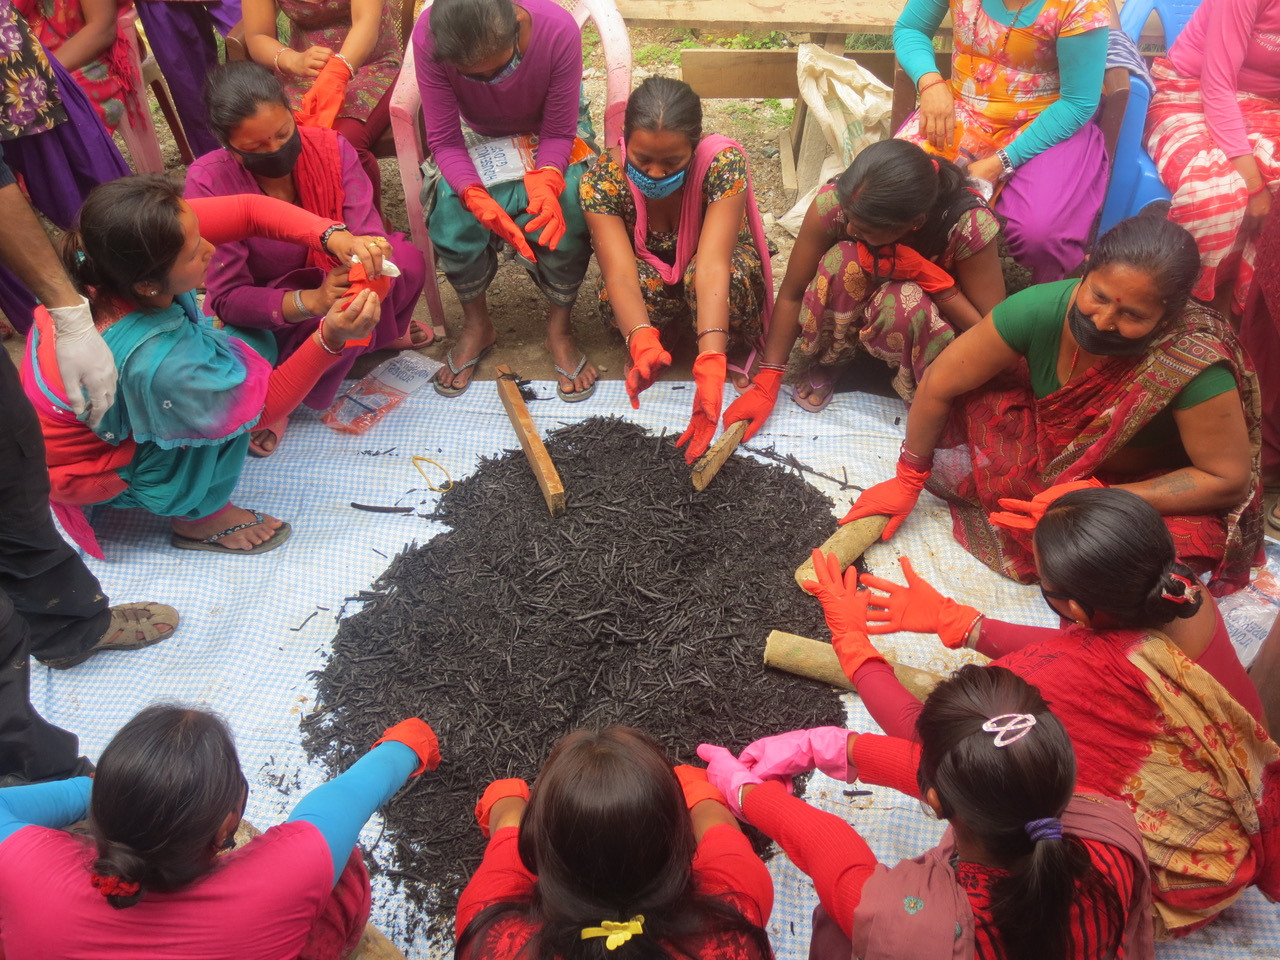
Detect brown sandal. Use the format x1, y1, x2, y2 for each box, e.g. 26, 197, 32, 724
42, 602, 179, 670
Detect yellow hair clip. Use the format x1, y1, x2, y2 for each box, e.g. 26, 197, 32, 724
580, 915, 644, 950
411, 455, 453, 493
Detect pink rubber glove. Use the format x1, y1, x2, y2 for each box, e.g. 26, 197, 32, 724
474, 778, 530, 837
802, 549, 887, 680
625, 326, 671, 409
860, 556, 983, 650
722, 367, 783, 441
738, 727, 852, 785
523, 166, 567, 250
839, 452, 931, 540
370, 718, 441, 776
676, 352, 727, 464
462, 185, 537, 262
696, 743, 763, 818
988, 478, 1105, 531
673, 764, 728, 811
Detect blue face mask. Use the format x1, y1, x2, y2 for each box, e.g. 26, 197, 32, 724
626, 160, 687, 200
463, 26, 522, 84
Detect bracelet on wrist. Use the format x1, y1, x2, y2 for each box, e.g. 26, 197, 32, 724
292, 289, 318, 320
1247, 182, 1269, 197
759, 361, 788, 372
315, 324, 343, 356
273, 46, 288, 72
933, 287, 960, 303
332, 52, 355, 75
696, 327, 729, 340
319, 222, 349, 255
917, 76, 947, 95
624, 322, 655, 348
899, 441, 933, 470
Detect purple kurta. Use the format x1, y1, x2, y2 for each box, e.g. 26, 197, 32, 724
412, 0, 582, 195
183, 138, 426, 409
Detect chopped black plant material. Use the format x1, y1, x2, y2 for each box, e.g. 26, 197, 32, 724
302, 417, 845, 938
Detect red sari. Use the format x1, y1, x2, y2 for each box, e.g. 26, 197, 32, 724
929, 304, 1264, 592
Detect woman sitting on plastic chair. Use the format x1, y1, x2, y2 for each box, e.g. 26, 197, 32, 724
186, 63, 428, 457
580, 78, 774, 462
1145, 0, 1280, 319
14, 0, 138, 133
241, 0, 401, 209
893, 0, 1111, 282
413, 0, 598, 401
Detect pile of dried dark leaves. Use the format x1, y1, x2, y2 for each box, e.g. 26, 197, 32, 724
302, 417, 845, 934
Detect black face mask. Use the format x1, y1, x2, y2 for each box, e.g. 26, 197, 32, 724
233, 127, 302, 179
1067, 298, 1160, 357
1040, 586, 1091, 624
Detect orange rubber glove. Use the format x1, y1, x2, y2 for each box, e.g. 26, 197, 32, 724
523, 166, 567, 251
462, 185, 537, 262
295, 57, 350, 129
988, 477, 1105, 531
722, 367, 782, 441
625, 326, 671, 409
474, 778, 530, 838
855, 242, 955, 294
801, 549, 886, 680
860, 556, 983, 650
338, 260, 393, 347
839, 452, 932, 540
674, 764, 728, 811
371, 718, 441, 776
676, 352, 727, 464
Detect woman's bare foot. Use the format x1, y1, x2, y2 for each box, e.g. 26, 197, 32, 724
437, 299, 497, 392
172, 505, 284, 551
546, 306, 598, 396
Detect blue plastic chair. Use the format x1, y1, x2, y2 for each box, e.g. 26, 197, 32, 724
1097, 0, 1201, 233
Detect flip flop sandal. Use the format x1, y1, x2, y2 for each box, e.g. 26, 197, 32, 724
433, 345, 493, 398
171, 512, 293, 555
248, 417, 288, 458
555, 355, 598, 403
386, 318, 435, 351
789, 364, 840, 414
728, 344, 760, 396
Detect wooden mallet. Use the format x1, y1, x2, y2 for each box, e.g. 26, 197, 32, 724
495, 365, 566, 517
691, 420, 748, 491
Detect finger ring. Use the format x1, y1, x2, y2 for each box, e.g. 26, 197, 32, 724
367, 242, 380, 250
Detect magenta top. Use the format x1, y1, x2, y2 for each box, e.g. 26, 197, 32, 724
184, 139, 384, 327
412, 0, 583, 195
1168, 0, 1280, 157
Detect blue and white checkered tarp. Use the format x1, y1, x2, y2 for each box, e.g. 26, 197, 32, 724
31, 379, 1280, 959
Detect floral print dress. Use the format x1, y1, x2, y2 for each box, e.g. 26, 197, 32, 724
0, 0, 66, 137
277, 0, 400, 120
579, 145, 767, 347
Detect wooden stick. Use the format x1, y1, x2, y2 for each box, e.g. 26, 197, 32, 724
794, 515, 889, 588
495, 366, 567, 517
691, 420, 748, 491
762, 629, 946, 702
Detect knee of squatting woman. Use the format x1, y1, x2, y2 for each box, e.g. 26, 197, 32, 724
723, 137, 1005, 437
580, 76, 775, 463
186, 61, 428, 457
0, 705, 441, 959
455, 725, 775, 960
22, 174, 391, 557
700, 664, 1154, 960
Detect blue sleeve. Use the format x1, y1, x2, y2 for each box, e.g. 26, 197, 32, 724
287, 742, 418, 884
1004, 27, 1109, 166
0, 778, 92, 845
893, 0, 951, 84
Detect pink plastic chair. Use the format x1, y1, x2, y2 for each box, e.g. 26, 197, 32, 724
389, 0, 633, 338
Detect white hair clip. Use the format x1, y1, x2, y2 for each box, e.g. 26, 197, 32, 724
981, 713, 1037, 747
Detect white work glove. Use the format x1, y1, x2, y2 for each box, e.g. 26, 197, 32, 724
49, 296, 117, 429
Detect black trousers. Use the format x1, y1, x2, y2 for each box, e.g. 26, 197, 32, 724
0, 356, 109, 781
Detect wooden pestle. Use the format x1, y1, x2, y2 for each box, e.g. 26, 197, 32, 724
794, 514, 889, 589
763, 629, 945, 702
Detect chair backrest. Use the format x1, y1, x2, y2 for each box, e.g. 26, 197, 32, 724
1117, 0, 1202, 46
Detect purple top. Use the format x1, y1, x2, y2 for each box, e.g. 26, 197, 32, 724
412, 0, 582, 195
184, 138, 384, 327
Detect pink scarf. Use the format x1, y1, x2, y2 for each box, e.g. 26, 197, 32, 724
622, 134, 774, 331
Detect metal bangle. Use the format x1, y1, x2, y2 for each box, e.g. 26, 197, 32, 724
273, 46, 289, 72
696, 327, 729, 340
624, 323, 655, 348
759, 361, 788, 372
332, 52, 355, 75
315, 324, 342, 356
292, 289, 317, 319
